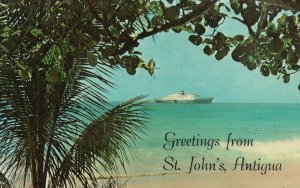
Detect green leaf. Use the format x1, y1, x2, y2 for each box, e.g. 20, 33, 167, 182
215, 48, 229, 61
0, 3, 8, 7
270, 66, 278, 75
241, 7, 260, 27
86, 50, 97, 66
207, 15, 222, 28
194, 24, 206, 35
260, 65, 270, 77
287, 51, 299, 64
230, 0, 241, 14
30, 28, 43, 37
148, 59, 155, 77
166, 0, 174, 4
151, 16, 163, 25
281, 36, 292, 45
164, 6, 180, 20
14, 60, 27, 71
124, 55, 140, 75
247, 63, 256, 70
267, 23, 276, 33
233, 35, 244, 41
172, 27, 182, 33
291, 64, 300, 70
278, 14, 287, 26
203, 45, 213, 55
232, 45, 248, 62
85, 26, 100, 41
283, 74, 290, 83
19, 69, 31, 80
188, 35, 202, 46
148, 59, 155, 70
126, 67, 136, 75
270, 38, 283, 52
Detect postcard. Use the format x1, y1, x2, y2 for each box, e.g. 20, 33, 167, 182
0, 0, 299, 188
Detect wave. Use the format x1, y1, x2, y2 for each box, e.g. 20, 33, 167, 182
219, 138, 300, 161
97, 171, 184, 180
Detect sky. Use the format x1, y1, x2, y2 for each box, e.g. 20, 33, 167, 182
107, 19, 300, 103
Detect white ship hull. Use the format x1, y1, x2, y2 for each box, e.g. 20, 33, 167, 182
155, 97, 213, 104
155, 91, 213, 104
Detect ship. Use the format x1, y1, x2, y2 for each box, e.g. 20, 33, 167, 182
154, 90, 213, 104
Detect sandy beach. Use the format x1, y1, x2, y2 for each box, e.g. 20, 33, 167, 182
125, 164, 300, 188
122, 138, 300, 188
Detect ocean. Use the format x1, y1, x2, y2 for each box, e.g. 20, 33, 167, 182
123, 103, 300, 176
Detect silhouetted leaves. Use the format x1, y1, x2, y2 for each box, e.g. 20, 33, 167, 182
233, 35, 244, 41
189, 35, 202, 46
86, 50, 98, 67
215, 48, 229, 61
203, 45, 213, 55
30, 28, 43, 37
260, 65, 270, 77
194, 24, 206, 35
283, 74, 290, 83
164, 6, 180, 20
232, 45, 248, 62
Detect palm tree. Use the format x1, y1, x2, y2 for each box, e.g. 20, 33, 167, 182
0, 53, 148, 188
0, 51, 148, 188
0, 1, 149, 187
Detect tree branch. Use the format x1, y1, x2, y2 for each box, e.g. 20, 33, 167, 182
137, 0, 217, 40
114, 0, 218, 55
256, 3, 269, 38
231, 16, 255, 36
263, 0, 300, 12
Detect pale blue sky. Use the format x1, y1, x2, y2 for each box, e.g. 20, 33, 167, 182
108, 19, 300, 103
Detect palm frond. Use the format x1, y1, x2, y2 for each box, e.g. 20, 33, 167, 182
0, 60, 33, 185
0, 171, 12, 188
50, 96, 149, 187
38, 47, 121, 186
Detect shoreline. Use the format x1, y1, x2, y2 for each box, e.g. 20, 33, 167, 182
125, 163, 300, 188
120, 138, 300, 188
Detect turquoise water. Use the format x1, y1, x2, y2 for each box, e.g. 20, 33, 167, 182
125, 103, 300, 175
143, 103, 300, 144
